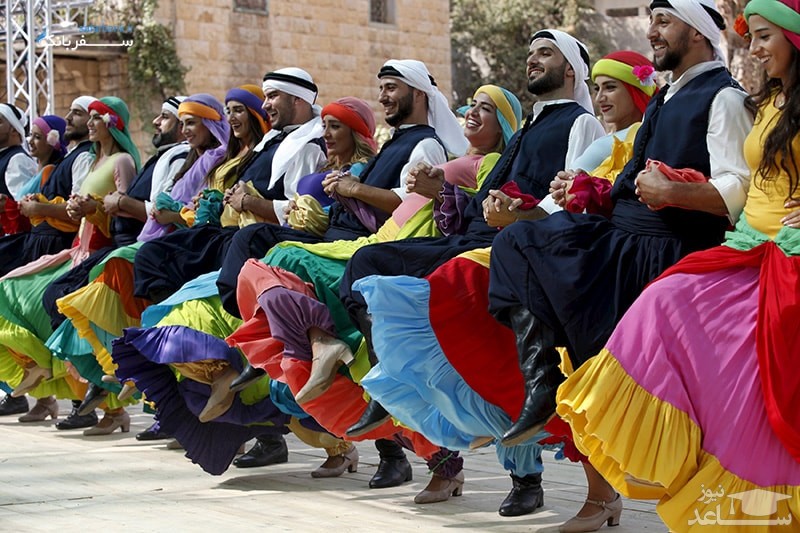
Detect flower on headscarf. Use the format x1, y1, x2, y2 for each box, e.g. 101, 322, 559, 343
632, 65, 657, 87
101, 113, 120, 130
734, 13, 751, 41
46, 129, 61, 147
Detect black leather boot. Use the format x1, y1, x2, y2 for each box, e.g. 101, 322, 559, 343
498, 473, 545, 516
500, 306, 564, 447
353, 308, 379, 366
0, 394, 29, 416
233, 434, 289, 468
346, 399, 391, 437
369, 439, 412, 488
56, 400, 99, 430
229, 363, 266, 393
345, 308, 391, 438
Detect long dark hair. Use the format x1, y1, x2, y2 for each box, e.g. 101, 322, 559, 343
204, 109, 263, 189
44, 147, 63, 167
172, 136, 220, 185
752, 46, 800, 200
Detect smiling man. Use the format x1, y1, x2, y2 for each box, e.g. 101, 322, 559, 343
341, 30, 605, 517
487, 0, 754, 457
206, 60, 463, 474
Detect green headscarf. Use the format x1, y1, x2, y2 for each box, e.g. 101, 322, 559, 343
88, 96, 141, 170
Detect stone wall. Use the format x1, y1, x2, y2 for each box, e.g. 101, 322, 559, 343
158, 0, 452, 117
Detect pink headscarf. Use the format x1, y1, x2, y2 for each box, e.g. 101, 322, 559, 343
322, 97, 377, 151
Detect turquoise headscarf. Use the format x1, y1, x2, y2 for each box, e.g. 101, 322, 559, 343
88, 96, 141, 170
458, 85, 523, 147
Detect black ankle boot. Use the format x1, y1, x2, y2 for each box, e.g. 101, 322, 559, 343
498, 473, 544, 516
56, 400, 99, 430
229, 364, 266, 393
369, 451, 412, 489
346, 400, 391, 437
233, 434, 288, 468
500, 307, 564, 446
0, 394, 29, 416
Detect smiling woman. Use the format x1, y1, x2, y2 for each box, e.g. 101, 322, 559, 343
555, 1, 800, 530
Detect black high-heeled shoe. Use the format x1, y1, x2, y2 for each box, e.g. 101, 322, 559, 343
346, 400, 391, 437
229, 364, 266, 393
77, 383, 108, 416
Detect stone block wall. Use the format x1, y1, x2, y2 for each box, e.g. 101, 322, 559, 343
158, 0, 452, 119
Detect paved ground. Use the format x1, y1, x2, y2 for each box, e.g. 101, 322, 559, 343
0, 397, 667, 532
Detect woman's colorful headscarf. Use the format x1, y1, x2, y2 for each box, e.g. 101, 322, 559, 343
321, 97, 378, 151
138, 93, 229, 242
88, 97, 141, 170
592, 51, 658, 115
463, 85, 523, 147
178, 93, 231, 152
32, 115, 67, 158
744, 0, 800, 50
225, 84, 270, 134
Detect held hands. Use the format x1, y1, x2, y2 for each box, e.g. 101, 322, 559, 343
322, 170, 359, 199
66, 194, 97, 221
550, 170, 577, 208
634, 162, 672, 210
483, 189, 524, 228
103, 191, 124, 216
284, 198, 299, 218
782, 199, 800, 228
19, 195, 40, 217
150, 206, 181, 225
407, 161, 445, 201
224, 181, 248, 212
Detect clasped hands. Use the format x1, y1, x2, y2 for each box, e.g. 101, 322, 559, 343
321, 170, 360, 199
223, 181, 248, 213
406, 161, 445, 201
482, 189, 524, 228
66, 194, 98, 221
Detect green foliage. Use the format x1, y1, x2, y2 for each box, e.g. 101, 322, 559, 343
450, 0, 605, 110
128, 21, 188, 99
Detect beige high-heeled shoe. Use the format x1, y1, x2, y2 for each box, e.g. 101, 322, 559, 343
470, 435, 495, 449
117, 381, 138, 401
414, 471, 465, 504
295, 337, 355, 404
12, 366, 52, 397
198, 367, 239, 423
18, 396, 58, 422
559, 493, 622, 532
83, 410, 131, 436
311, 444, 359, 478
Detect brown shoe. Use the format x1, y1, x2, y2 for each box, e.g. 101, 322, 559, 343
198, 367, 239, 423
311, 444, 359, 478
12, 366, 52, 397
83, 410, 130, 436
18, 396, 58, 422
414, 471, 465, 504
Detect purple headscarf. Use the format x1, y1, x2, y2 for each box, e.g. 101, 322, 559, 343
138, 93, 230, 241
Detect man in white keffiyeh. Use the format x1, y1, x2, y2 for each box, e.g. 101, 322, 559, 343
379, 59, 469, 157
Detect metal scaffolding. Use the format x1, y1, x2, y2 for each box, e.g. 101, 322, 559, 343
2, 0, 92, 126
